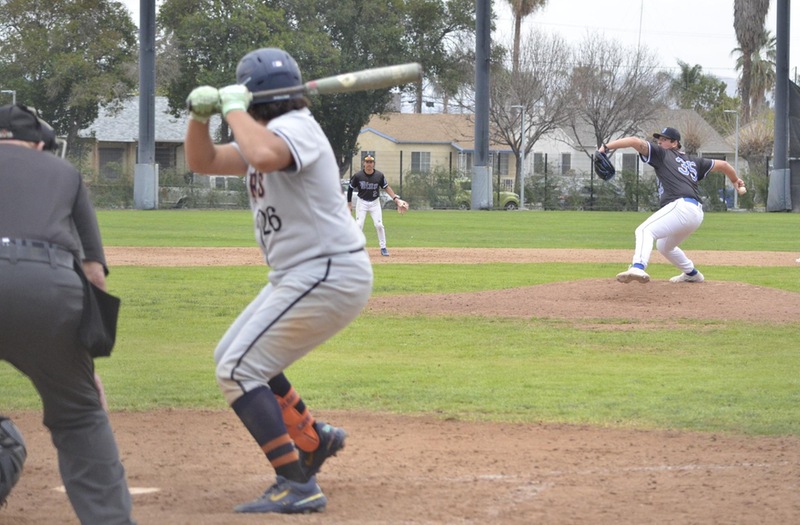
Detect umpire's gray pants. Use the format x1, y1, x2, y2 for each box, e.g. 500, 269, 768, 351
0, 259, 135, 525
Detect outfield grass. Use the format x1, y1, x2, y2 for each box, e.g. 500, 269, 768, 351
2, 210, 798, 436
97, 209, 800, 251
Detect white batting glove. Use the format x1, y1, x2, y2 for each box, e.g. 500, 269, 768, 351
186, 86, 220, 124
219, 84, 253, 117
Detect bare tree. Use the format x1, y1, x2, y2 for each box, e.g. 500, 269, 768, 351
490, 30, 572, 195
563, 33, 668, 156
733, 0, 770, 124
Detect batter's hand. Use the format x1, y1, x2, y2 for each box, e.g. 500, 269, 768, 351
219, 85, 253, 117
186, 86, 221, 123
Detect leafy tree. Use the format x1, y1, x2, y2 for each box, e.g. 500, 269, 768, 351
0, 0, 137, 143
286, 0, 409, 171
401, 0, 476, 113
158, 0, 295, 141
668, 60, 737, 135
733, 0, 769, 124
159, 0, 471, 172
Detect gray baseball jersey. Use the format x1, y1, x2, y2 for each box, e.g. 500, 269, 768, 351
235, 108, 366, 270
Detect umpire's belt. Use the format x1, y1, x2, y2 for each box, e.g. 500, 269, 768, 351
0, 237, 75, 269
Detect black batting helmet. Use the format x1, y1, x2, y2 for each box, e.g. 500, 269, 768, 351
236, 48, 303, 104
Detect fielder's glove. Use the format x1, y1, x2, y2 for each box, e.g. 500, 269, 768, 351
593, 148, 615, 181
219, 85, 253, 117
0, 416, 26, 506
396, 199, 409, 215
186, 86, 221, 124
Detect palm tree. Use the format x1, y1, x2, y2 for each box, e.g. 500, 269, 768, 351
733, 29, 776, 117
733, 0, 769, 123
505, 0, 548, 74
670, 60, 704, 108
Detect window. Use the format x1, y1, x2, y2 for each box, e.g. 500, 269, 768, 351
214, 177, 226, 189
560, 153, 571, 175
622, 153, 638, 173
497, 152, 509, 176
98, 147, 124, 180
155, 144, 176, 169
533, 153, 545, 174
411, 151, 431, 172
460, 152, 473, 173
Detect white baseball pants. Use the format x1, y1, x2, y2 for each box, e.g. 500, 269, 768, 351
631, 197, 704, 273
354, 198, 386, 249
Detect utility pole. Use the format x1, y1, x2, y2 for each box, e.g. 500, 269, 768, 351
511, 105, 526, 209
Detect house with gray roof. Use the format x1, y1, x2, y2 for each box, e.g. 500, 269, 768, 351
78, 96, 223, 186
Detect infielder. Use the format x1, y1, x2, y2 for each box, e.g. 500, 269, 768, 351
185, 48, 373, 514
347, 155, 407, 256
603, 127, 745, 284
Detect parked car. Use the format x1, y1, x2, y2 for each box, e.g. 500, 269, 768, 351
455, 190, 520, 210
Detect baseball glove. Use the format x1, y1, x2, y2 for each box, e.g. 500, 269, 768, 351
593, 150, 615, 181
396, 199, 409, 215
0, 417, 26, 506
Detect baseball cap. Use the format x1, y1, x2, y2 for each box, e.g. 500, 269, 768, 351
363, 155, 375, 162
0, 104, 45, 144
653, 127, 681, 143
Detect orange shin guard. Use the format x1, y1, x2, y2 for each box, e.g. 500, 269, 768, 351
276, 388, 320, 452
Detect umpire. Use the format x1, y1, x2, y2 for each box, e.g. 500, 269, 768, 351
0, 104, 135, 524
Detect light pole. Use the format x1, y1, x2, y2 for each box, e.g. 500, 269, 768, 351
724, 109, 739, 208
0, 90, 16, 105
511, 105, 526, 209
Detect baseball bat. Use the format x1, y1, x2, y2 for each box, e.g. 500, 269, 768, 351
251, 62, 423, 102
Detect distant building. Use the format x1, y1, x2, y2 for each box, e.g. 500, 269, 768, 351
77, 96, 229, 188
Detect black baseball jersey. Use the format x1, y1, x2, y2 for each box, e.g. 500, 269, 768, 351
641, 142, 715, 208
349, 169, 388, 202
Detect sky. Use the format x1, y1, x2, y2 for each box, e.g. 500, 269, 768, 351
121, 0, 797, 93
496, 0, 797, 91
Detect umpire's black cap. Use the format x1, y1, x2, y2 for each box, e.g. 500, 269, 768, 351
0, 104, 44, 143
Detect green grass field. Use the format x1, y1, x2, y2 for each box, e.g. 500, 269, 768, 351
2, 210, 798, 436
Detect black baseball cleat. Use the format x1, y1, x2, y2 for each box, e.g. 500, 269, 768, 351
298, 422, 346, 479
234, 475, 327, 514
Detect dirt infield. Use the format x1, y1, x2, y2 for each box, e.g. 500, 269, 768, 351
2, 248, 799, 524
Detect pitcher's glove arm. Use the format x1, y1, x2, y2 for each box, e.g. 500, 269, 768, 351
593, 147, 616, 181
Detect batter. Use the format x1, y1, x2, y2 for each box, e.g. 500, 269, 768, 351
601, 127, 745, 284
184, 48, 373, 514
